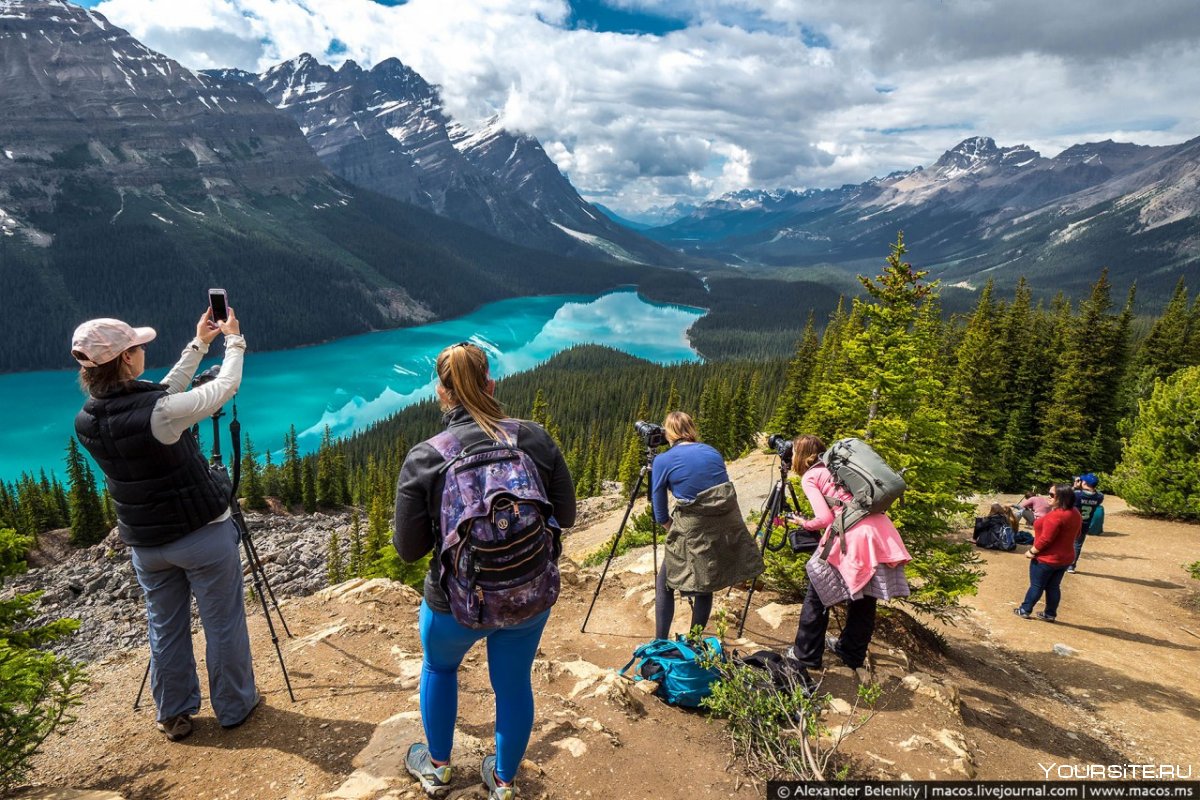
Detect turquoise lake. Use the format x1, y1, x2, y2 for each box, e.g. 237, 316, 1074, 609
0, 291, 705, 483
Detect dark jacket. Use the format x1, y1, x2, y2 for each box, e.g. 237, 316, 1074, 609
664, 481, 764, 593
393, 406, 576, 613
75, 382, 231, 547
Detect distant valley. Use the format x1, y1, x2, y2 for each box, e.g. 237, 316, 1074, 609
645, 135, 1200, 300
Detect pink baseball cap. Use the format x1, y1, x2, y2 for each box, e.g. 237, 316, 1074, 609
70, 318, 156, 367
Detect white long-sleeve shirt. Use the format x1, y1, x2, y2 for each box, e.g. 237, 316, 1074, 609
147, 334, 246, 526
150, 334, 247, 444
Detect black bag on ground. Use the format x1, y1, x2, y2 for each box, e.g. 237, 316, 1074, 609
973, 515, 1016, 551
735, 650, 805, 693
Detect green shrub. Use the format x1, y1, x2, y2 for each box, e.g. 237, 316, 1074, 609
1187, 561, 1200, 582
1110, 365, 1200, 519
372, 548, 431, 592
0, 593, 87, 792
0, 528, 33, 578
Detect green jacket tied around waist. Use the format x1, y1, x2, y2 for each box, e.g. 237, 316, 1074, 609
664, 481, 765, 593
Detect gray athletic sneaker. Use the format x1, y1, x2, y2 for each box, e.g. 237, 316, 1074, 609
481, 755, 516, 800
405, 743, 451, 797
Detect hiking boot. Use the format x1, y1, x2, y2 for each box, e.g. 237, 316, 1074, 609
481, 755, 516, 800
1036, 612, 1057, 622
405, 743, 452, 797
1013, 607, 1032, 619
156, 714, 193, 742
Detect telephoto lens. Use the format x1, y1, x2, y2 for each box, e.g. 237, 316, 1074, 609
767, 434, 793, 462
634, 420, 668, 449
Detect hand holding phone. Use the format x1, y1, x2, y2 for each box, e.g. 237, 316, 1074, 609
208, 288, 229, 322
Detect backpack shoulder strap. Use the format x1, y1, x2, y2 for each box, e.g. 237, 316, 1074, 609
428, 430, 463, 461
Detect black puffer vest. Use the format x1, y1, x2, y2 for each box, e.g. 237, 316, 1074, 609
75, 381, 231, 547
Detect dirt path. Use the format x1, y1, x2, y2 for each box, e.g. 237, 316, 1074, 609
948, 496, 1200, 769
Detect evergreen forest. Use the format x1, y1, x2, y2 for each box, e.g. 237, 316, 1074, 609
5, 235, 1200, 614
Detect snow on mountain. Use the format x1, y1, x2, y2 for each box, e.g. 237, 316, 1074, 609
247, 55, 672, 264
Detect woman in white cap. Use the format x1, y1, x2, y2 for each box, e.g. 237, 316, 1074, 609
70, 308, 258, 741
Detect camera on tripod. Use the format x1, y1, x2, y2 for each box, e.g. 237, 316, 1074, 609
767, 433, 793, 462
634, 420, 668, 449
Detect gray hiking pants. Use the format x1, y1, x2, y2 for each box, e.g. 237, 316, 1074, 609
130, 517, 258, 726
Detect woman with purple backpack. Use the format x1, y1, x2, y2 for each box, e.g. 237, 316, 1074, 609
393, 342, 576, 800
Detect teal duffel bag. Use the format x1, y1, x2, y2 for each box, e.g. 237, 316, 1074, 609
618, 636, 724, 708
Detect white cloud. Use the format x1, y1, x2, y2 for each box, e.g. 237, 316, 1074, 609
91, 0, 1200, 216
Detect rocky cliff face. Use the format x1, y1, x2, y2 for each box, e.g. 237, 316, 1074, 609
0, 0, 326, 242
234, 54, 673, 264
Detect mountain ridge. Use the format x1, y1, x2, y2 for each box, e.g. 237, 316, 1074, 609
649, 134, 1200, 298
205, 53, 676, 265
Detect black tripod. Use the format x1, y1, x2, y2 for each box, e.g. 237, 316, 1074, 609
734, 452, 809, 637
134, 394, 296, 711
580, 445, 660, 634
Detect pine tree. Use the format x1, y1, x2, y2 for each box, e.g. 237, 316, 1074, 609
801, 298, 860, 439
366, 488, 391, 574
326, 528, 345, 585
1129, 277, 1194, 401
994, 279, 1038, 489
730, 375, 757, 457
240, 435, 267, 511
302, 459, 317, 513
809, 233, 977, 618
663, 381, 680, 418
64, 439, 107, 547
1034, 271, 1132, 480
946, 281, 1006, 489
102, 490, 116, 530
578, 430, 602, 497
618, 394, 650, 493
348, 509, 365, 577
530, 389, 561, 442
283, 425, 302, 507
316, 426, 340, 508
767, 314, 819, 437
1110, 364, 1200, 519
565, 437, 585, 488
263, 450, 282, 499
50, 476, 70, 530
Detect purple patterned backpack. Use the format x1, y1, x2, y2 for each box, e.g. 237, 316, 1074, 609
429, 420, 561, 628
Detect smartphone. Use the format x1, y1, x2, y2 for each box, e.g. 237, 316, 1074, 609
208, 288, 229, 322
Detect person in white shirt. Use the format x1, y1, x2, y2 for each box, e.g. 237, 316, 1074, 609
71, 308, 258, 742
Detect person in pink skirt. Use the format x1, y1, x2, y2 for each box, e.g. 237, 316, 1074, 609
783, 435, 911, 685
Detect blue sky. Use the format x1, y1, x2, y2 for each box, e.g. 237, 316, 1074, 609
83, 0, 1200, 217
561, 0, 687, 35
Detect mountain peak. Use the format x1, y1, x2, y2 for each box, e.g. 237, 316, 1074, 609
931, 136, 1041, 176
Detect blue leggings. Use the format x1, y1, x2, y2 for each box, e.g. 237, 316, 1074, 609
418, 601, 551, 783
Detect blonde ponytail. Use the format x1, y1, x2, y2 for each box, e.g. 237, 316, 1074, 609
436, 342, 509, 442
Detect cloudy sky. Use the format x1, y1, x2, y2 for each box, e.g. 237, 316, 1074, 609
81, 0, 1200, 220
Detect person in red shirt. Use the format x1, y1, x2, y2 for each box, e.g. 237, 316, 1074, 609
1014, 483, 1081, 622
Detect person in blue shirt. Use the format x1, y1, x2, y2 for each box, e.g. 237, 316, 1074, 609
1070, 473, 1105, 574
650, 411, 730, 639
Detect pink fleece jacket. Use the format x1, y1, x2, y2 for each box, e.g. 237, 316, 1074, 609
800, 464, 912, 596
